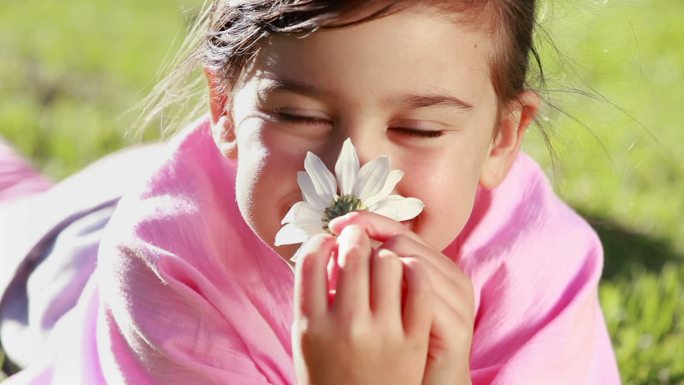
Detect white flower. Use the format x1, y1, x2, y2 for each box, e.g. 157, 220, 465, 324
275, 138, 424, 260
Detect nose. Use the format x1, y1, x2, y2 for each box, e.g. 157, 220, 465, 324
315, 122, 390, 174
341, 128, 388, 166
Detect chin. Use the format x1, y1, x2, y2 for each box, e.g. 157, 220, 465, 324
405, 213, 453, 252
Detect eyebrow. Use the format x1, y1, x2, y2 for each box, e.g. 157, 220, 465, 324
260, 78, 330, 99
393, 94, 473, 111
259, 77, 473, 111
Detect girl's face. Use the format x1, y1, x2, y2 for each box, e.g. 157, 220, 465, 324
211, 8, 536, 260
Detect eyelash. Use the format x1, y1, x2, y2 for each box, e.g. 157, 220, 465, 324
275, 112, 329, 126
274, 112, 444, 138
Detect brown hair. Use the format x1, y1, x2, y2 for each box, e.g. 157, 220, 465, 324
138, 0, 545, 137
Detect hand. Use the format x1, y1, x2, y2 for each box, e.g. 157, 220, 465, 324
291, 227, 434, 385
329, 212, 475, 385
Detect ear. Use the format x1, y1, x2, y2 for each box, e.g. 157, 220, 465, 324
479, 90, 540, 189
205, 68, 238, 159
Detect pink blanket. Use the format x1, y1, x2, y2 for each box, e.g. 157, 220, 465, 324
5, 118, 621, 384
0, 138, 52, 206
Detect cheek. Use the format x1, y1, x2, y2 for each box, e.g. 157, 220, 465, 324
234, 140, 267, 235
395, 151, 483, 251
234, 123, 306, 247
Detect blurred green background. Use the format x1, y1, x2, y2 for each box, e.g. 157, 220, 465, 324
0, 0, 682, 384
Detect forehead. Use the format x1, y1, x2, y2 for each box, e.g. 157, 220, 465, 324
248, 8, 495, 107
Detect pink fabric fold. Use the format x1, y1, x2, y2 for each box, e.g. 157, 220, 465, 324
4, 117, 621, 384
0, 138, 52, 207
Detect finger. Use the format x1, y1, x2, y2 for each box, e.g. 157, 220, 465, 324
370, 248, 403, 325
294, 234, 336, 320
396, 249, 473, 329
328, 211, 426, 245
331, 211, 461, 286
327, 250, 339, 305
400, 257, 433, 338
430, 290, 475, 350
380, 234, 467, 291
332, 225, 372, 315
380, 238, 476, 336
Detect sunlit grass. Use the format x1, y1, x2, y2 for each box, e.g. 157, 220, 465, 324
522, 2, 684, 383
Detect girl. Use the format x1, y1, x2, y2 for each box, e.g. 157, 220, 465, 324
0, 1, 621, 384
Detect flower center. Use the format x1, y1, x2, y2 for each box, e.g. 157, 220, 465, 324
322, 194, 367, 231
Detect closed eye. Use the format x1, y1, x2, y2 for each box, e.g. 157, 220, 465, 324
273, 111, 444, 138
274, 111, 332, 126
389, 127, 444, 138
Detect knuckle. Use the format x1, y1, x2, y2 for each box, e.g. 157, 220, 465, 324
394, 234, 413, 248
404, 259, 433, 292
339, 243, 371, 270
376, 248, 399, 263
402, 255, 422, 271
340, 224, 365, 239
382, 236, 400, 250
383, 233, 412, 252
339, 318, 370, 345
340, 246, 365, 269
339, 226, 369, 249
344, 242, 366, 258
395, 233, 412, 244
376, 250, 402, 275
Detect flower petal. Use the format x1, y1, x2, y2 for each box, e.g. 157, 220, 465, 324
368, 195, 425, 222
294, 208, 324, 229
363, 170, 404, 207
289, 245, 305, 263
334, 138, 360, 196
353, 156, 390, 200
304, 152, 337, 201
281, 201, 303, 225
274, 223, 309, 246
281, 201, 322, 225
297, 171, 329, 211
274, 222, 325, 246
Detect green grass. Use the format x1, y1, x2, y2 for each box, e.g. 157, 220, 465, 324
1, 1, 682, 384
525, 3, 684, 382
0, 0, 201, 178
